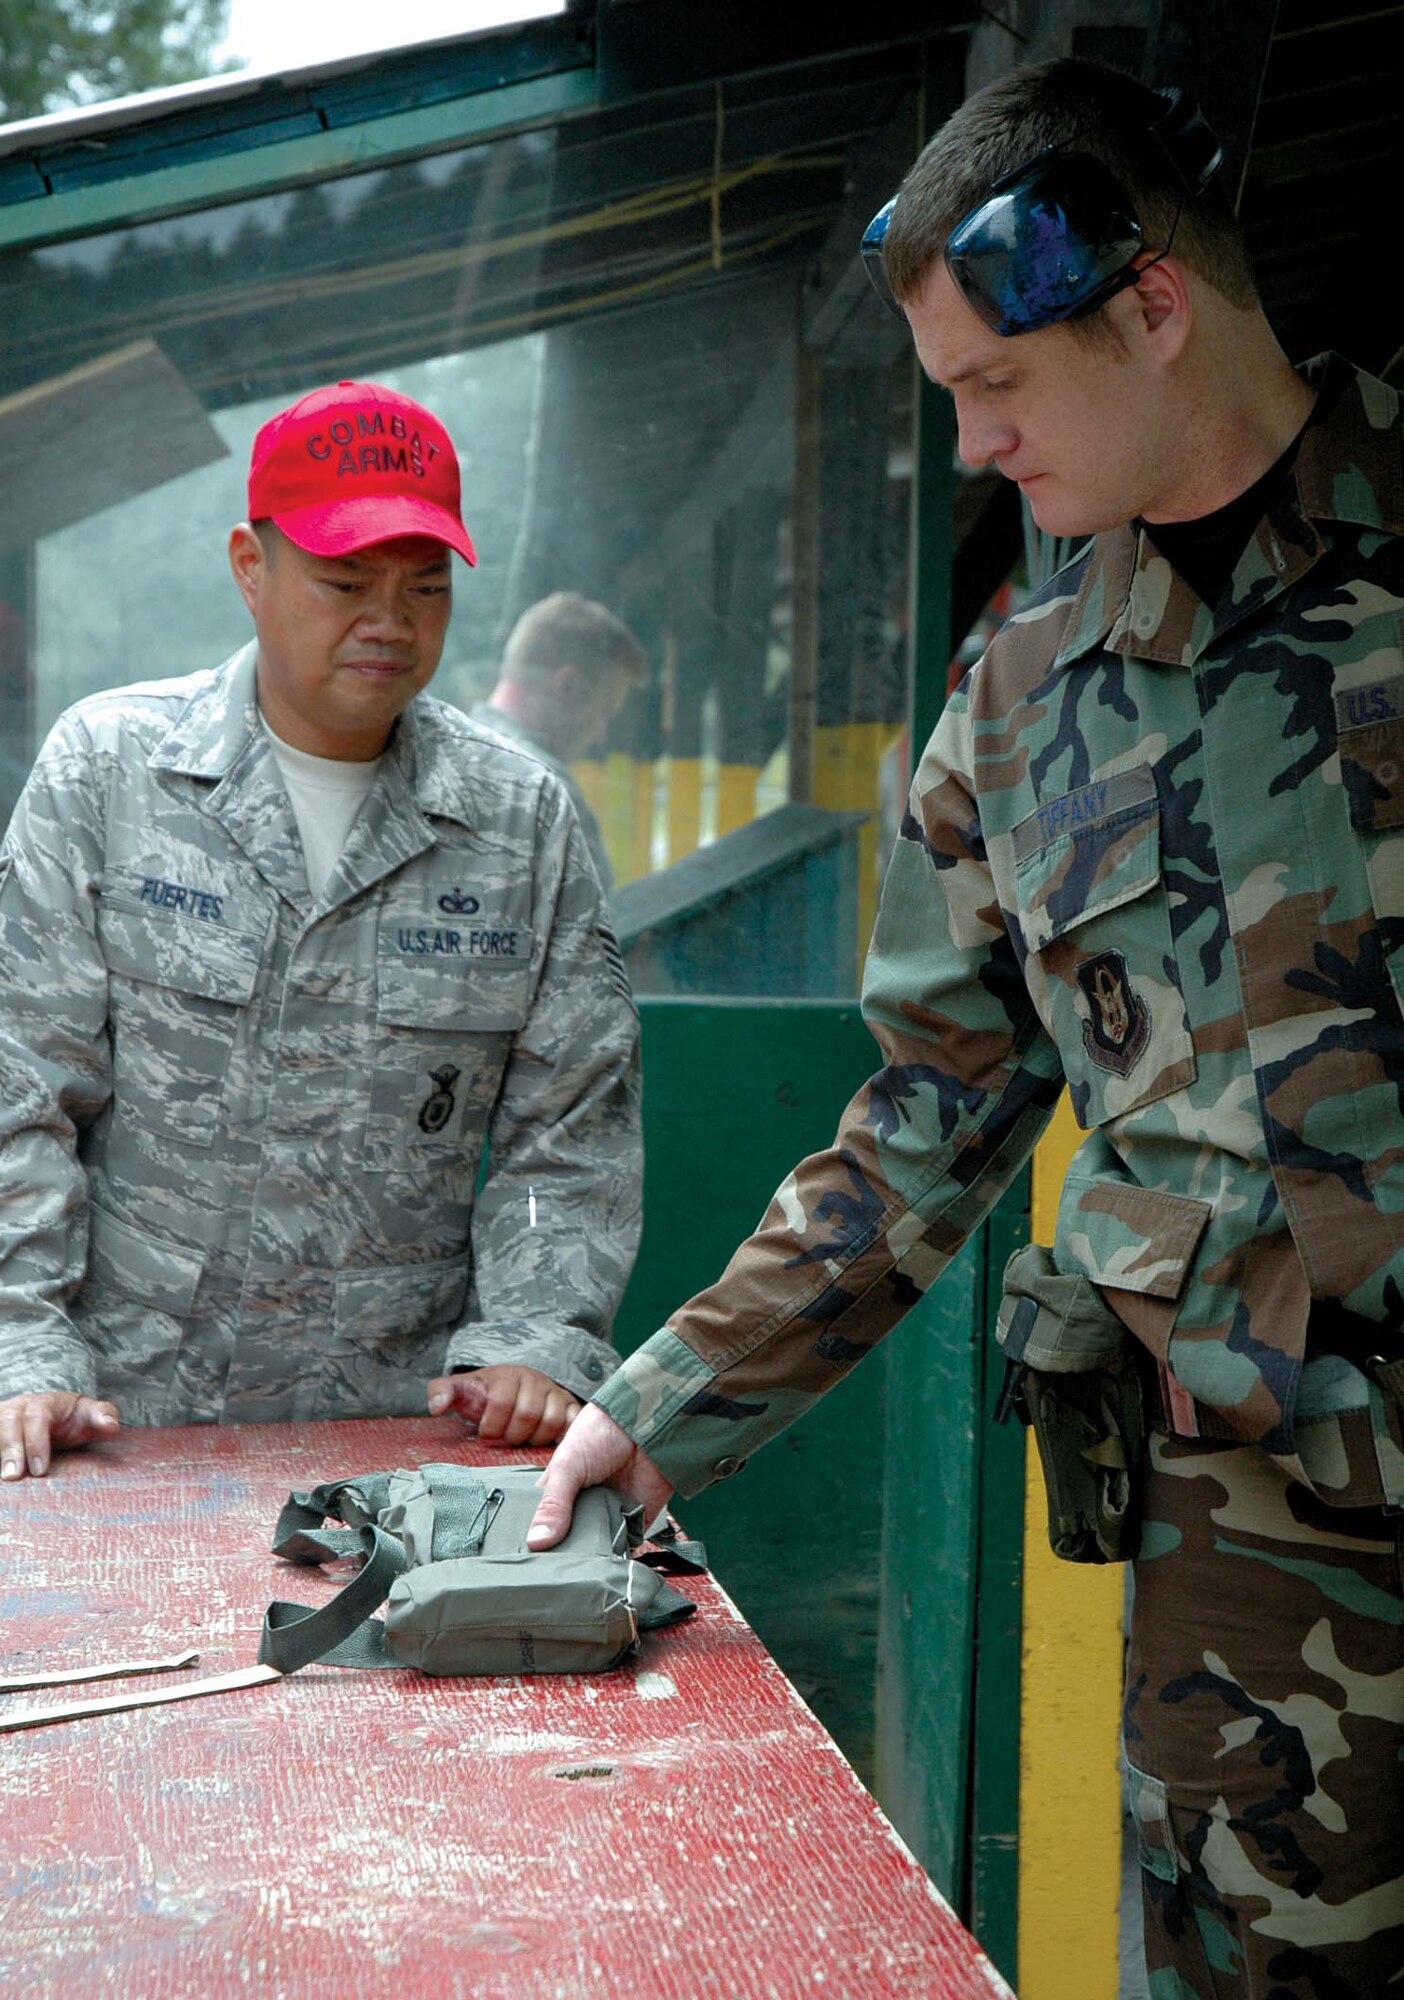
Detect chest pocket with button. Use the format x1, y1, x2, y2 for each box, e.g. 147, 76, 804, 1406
1012, 766, 1196, 1127
96, 891, 266, 1148
364, 931, 535, 1172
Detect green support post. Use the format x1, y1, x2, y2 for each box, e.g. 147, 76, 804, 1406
872, 37, 962, 1891
874, 1233, 984, 1902
968, 1178, 1029, 1983
871, 45, 1028, 1986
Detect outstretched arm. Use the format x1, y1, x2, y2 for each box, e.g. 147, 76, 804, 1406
529, 685, 1065, 1538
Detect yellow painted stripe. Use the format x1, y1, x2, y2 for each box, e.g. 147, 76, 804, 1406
627, 757, 656, 884
601, 749, 635, 886
569, 756, 607, 819
1018, 1091, 1124, 2000
666, 756, 704, 862
716, 762, 759, 837
566, 756, 659, 888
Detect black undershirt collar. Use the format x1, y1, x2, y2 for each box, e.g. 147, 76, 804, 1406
1138, 432, 1306, 610
1135, 359, 1348, 610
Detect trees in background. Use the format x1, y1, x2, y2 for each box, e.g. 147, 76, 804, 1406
0, 1, 237, 122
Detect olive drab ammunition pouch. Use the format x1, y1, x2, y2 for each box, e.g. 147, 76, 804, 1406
994, 1243, 1147, 1564
257, 1463, 705, 1677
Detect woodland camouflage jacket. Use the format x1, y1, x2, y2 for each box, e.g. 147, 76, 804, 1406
0, 645, 641, 1423
596, 355, 1404, 1501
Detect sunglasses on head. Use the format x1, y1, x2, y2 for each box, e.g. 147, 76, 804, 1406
860, 87, 1223, 338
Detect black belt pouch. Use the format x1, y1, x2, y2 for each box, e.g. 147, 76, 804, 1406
994, 1242, 1147, 1564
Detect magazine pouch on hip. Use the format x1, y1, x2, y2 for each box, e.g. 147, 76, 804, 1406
258, 1462, 706, 1677
994, 1242, 1146, 1564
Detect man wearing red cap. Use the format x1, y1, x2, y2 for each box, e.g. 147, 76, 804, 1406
0, 381, 641, 1477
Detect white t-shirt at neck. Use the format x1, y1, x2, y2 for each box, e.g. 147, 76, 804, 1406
260, 716, 383, 898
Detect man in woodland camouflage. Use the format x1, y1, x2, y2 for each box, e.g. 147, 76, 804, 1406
530, 59, 1404, 1997
0, 380, 640, 1477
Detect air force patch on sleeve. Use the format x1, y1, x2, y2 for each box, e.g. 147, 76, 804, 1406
1076, 949, 1150, 1076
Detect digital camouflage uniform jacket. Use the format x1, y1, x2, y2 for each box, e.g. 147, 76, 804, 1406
595, 355, 1404, 1505
0, 643, 641, 1423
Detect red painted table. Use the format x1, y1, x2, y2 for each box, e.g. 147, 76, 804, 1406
1, 1418, 1012, 1999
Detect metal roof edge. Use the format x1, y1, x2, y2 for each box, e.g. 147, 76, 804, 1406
0, 12, 571, 163
0, 67, 595, 256
0, 4, 966, 257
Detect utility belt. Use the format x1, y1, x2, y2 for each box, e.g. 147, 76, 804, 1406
994, 1244, 1404, 1565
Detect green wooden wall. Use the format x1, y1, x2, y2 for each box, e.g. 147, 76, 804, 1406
617, 998, 889, 1778
620, 996, 1026, 1990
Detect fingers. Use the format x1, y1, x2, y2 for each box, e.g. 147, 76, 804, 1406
21, 1403, 52, 1480
49, 1397, 120, 1452
1, 1392, 121, 1488
511, 1387, 582, 1448
0, 1397, 49, 1481
487, 1380, 582, 1447
527, 1439, 593, 1549
430, 1379, 675, 1554
541, 1388, 584, 1441
426, 1373, 485, 1422
0, 1392, 117, 1481
428, 1369, 583, 1448
474, 1371, 531, 1443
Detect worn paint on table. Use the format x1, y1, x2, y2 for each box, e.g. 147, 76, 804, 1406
0, 1417, 1012, 2000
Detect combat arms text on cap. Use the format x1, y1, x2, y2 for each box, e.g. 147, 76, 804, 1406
247, 379, 477, 564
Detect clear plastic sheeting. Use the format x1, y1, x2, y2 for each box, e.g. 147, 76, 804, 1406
0, 50, 928, 995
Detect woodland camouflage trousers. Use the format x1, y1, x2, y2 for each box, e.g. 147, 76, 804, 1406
1124, 1432, 1404, 1998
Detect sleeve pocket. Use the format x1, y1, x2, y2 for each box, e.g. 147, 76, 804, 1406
1340, 723, 1404, 1010
1339, 714, 1404, 834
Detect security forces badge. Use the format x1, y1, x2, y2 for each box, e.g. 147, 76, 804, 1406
1076, 949, 1150, 1076
419, 1063, 462, 1135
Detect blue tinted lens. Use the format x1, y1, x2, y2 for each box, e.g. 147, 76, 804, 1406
860, 196, 904, 318
945, 153, 1142, 336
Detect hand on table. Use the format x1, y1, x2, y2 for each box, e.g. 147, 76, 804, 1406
0, 1391, 120, 1481
527, 1403, 672, 1549
426, 1364, 582, 1447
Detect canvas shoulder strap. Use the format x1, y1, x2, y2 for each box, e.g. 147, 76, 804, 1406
259, 1474, 409, 1673
260, 1520, 406, 1672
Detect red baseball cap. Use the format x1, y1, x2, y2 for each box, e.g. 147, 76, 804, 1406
246, 379, 476, 564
